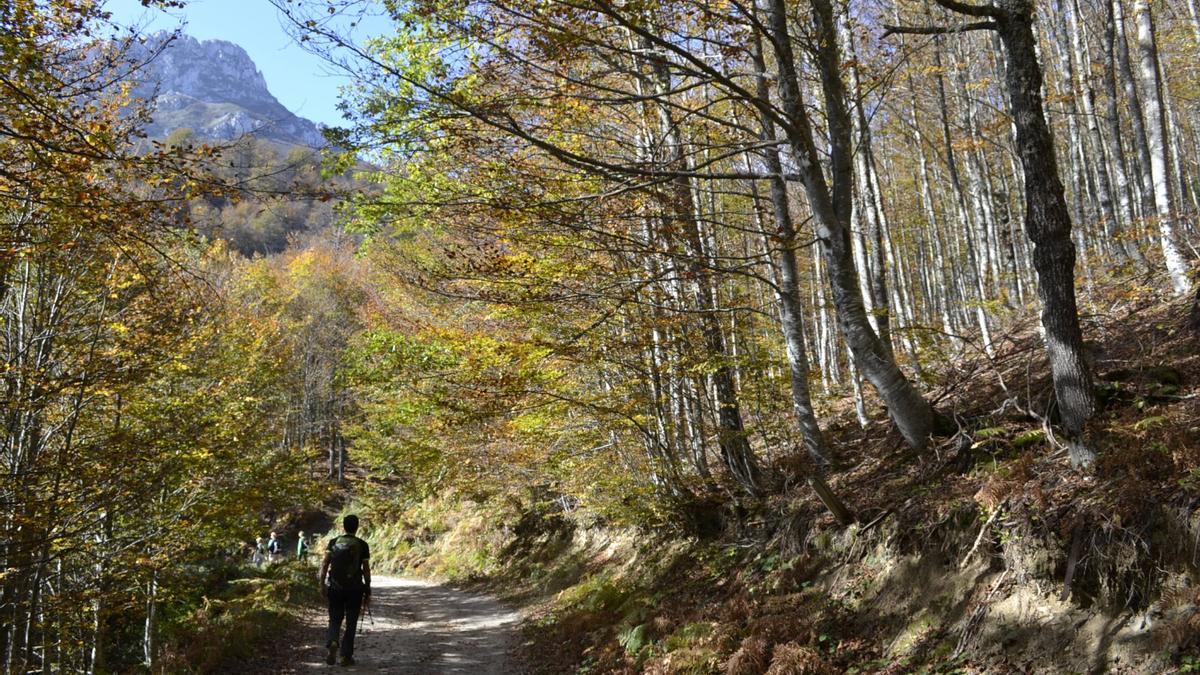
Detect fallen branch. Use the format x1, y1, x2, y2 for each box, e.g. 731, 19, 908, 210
961, 499, 1006, 570
857, 509, 893, 535
953, 569, 1011, 659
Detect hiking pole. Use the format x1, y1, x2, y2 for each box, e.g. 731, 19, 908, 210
365, 598, 376, 630
357, 597, 374, 635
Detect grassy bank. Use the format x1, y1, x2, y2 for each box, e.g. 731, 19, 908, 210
359, 496, 521, 580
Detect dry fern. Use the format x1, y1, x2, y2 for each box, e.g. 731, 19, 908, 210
747, 613, 812, 645
1153, 583, 1200, 651
764, 642, 835, 675
974, 456, 1033, 511
723, 636, 769, 675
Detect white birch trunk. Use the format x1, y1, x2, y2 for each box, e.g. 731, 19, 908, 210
1132, 0, 1192, 294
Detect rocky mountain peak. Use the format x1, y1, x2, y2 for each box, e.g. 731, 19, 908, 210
132, 32, 325, 147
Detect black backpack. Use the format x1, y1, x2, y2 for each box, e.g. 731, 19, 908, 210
327, 535, 364, 590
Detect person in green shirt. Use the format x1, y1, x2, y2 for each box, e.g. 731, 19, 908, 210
296, 530, 310, 562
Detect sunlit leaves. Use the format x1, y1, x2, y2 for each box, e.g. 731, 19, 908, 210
1, 5, 323, 670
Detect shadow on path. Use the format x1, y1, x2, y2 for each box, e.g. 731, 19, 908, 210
246, 576, 524, 674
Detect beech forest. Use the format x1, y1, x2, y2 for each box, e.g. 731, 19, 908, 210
4, 0, 1200, 672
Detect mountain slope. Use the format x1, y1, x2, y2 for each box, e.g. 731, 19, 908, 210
132, 33, 325, 147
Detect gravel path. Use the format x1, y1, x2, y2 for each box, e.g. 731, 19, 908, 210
266, 576, 524, 674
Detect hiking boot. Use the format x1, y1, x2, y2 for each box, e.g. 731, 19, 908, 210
339, 655, 355, 666
325, 641, 338, 665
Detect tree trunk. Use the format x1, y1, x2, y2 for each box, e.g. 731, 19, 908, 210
337, 434, 347, 484
1067, 0, 1128, 264
749, 31, 835, 469
994, 1, 1098, 468
646, 43, 762, 495
907, 65, 960, 335
1102, 0, 1149, 264
842, 16, 895, 359
143, 571, 157, 670
1131, 0, 1192, 294
935, 39, 994, 354
767, 0, 941, 450
1187, 0, 1200, 50
1113, 0, 1157, 220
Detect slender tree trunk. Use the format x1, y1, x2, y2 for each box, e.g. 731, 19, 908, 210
936, 40, 994, 354
144, 571, 157, 670
337, 434, 347, 484
907, 68, 959, 336
748, 32, 835, 469
1113, 0, 1157, 219
812, 245, 836, 393
848, 357, 869, 428
91, 508, 115, 674
874, 156, 922, 368
1068, 0, 1128, 263
1132, 0, 1192, 294
767, 0, 941, 449
1102, 0, 1149, 264
645, 44, 762, 495
843, 16, 894, 359
1186, 0, 1200, 49
953, 39, 1003, 298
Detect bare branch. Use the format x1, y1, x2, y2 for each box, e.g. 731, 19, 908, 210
881, 21, 999, 38
931, 0, 1004, 18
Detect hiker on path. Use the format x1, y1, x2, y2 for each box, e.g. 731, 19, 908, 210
252, 536, 265, 567
297, 530, 310, 562
319, 514, 371, 667
267, 531, 282, 563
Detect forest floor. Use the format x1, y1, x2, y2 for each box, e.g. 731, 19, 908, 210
236, 575, 525, 673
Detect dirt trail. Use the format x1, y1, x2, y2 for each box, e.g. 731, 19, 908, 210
266, 575, 524, 674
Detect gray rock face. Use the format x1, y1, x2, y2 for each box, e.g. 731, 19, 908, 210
132, 33, 325, 147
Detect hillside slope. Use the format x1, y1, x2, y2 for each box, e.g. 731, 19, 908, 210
371, 288, 1200, 674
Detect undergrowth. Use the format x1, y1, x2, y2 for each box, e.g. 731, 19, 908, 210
159, 559, 318, 673
359, 496, 519, 580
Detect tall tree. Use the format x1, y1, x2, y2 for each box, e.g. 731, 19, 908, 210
886, 0, 1099, 468
276, 0, 947, 456
1131, 0, 1193, 295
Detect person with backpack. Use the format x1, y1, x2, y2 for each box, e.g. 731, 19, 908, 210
319, 515, 371, 666
297, 530, 310, 562
267, 531, 282, 563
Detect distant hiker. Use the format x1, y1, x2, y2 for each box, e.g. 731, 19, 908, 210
320, 515, 371, 667
297, 530, 310, 562
252, 536, 265, 567
267, 531, 281, 563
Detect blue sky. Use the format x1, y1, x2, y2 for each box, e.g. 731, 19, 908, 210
104, 0, 381, 128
